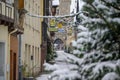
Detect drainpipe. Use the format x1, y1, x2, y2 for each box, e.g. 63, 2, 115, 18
14, 0, 23, 79
18, 34, 22, 80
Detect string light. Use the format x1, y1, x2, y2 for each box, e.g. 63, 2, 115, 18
26, 11, 87, 27
26, 11, 87, 19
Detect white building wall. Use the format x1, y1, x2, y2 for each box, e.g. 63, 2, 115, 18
0, 1, 15, 80
0, 25, 9, 80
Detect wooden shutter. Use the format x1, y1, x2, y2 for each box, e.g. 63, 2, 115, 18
19, 0, 24, 9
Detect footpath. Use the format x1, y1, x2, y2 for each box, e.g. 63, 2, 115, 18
36, 50, 81, 80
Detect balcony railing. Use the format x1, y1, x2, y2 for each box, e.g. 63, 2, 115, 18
0, 1, 14, 26
0, 0, 27, 34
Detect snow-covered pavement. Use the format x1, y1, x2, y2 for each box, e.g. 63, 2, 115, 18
36, 50, 81, 80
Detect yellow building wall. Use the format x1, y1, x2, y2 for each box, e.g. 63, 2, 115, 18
40, 0, 43, 69
0, 25, 9, 80
40, 0, 43, 42
21, 0, 43, 76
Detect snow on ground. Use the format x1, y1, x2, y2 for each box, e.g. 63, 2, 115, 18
36, 74, 50, 80
36, 50, 120, 80
36, 50, 82, 80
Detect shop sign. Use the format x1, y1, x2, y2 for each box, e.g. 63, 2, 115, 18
48, 28, 58, 32
50, 19, 56, 27
58, 28, 65, 32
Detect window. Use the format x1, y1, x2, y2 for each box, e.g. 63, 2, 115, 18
32, 46, 34, 60
25, 44, 27, 63
6, 0, 13, 4
5, 5, 12, 18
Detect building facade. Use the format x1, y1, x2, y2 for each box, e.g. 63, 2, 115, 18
0, 0, 26, 80
0, 0, 14, 80
21, 0, 42, 77
40, 0, 49, 71
54, 0, 74, 50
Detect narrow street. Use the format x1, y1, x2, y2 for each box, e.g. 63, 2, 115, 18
36, 51, 81, 80
0, 0, 120, 80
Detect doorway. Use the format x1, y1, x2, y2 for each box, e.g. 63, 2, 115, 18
0, 42, 5, 80
10, 51, 17, 80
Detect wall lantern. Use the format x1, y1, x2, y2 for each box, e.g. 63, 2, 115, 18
52, 0, 59, 7
52, 0, 59, 16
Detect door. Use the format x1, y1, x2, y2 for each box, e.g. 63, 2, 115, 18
10, 51, 17, 80
0, 42, 5, 80
13, 53, 16, 80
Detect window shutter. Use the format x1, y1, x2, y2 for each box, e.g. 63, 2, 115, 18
19, 0, 24, 9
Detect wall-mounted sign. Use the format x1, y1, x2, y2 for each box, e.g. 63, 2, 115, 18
57, 22, 63, 28
48, 28, 58, 32
50, 19, 56, 27
58, 28, 65, 32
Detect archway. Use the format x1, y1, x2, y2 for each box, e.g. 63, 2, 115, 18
54, 38, 64, 50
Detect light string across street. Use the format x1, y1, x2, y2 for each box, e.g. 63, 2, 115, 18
26, 11, 87, 27
26, 11, 87, 19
